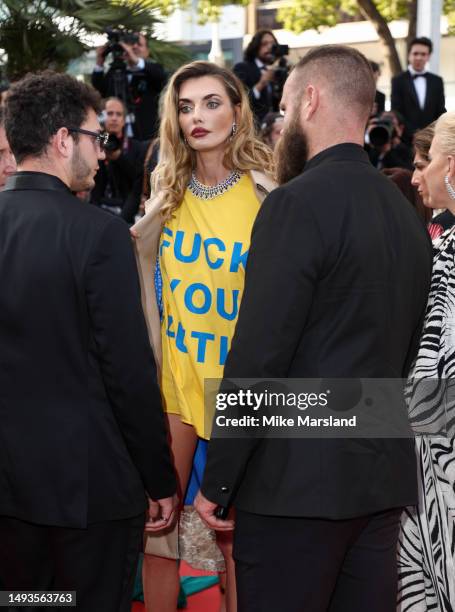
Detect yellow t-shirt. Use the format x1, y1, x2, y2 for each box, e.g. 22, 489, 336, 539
159, 174, 260, 439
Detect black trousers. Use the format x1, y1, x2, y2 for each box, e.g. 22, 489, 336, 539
234, 508, 402, 612
0, 513, 145, 612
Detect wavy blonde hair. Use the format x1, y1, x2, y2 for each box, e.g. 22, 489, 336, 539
151, 61, 275, 217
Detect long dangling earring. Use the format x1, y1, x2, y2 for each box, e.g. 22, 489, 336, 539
444, 175, 455, 200
230, 122, 237, 141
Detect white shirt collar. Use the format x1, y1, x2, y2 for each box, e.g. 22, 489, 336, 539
408, 64, 427, 76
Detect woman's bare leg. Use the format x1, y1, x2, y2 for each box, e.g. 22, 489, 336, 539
143, 415, 198, 612
216, 530, 237, 612
218, 571, 227, 612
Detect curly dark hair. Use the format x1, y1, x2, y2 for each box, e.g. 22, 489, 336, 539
244, 30, 278, 62
4, 70, 102, 164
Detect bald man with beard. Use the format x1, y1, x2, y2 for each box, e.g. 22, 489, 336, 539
196, 45, 432, 612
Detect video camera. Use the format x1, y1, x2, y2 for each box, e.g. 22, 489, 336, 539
270, 44, 290, 97
368, 117, 396, 148
102, 28, 139, 63
271, 44, 289, 59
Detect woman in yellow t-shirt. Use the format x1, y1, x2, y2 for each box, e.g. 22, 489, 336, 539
133, 61, 276, 612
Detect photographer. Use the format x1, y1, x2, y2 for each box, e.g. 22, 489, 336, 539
92, 31, 166, 141
366, 110, 413, 171
90, 97, 147, 223
233, 30, 289, 123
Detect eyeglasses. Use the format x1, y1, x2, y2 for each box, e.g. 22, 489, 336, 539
67, 127, 109, 150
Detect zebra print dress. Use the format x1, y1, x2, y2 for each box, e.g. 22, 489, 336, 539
398, 227, 455, 612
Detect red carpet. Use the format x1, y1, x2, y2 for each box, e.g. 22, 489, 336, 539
131, 562, 222, 612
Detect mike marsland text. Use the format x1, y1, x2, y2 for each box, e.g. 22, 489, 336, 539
215, 415, 358, 428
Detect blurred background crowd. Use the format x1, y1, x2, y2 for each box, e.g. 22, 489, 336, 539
0, 0, 453, 223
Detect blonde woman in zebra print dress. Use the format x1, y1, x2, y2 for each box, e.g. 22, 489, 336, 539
398, 112, 455, 612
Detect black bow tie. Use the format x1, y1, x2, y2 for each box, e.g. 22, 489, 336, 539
412, 72, 428, 79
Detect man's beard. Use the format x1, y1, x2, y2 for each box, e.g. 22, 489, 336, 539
274, 113, 308, 185
70, 145, 94, 192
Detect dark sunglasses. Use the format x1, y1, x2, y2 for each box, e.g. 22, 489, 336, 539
67, 127, 109, 149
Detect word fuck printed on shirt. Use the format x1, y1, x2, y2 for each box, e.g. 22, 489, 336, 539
160, 228, 249, 366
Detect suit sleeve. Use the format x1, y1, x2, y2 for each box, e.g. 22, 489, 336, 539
391, 75, 403, 116
233, 62, 258, 89
437, 76, 446, 116
91, 70, 107, 98
121, 141, 148, 223
143, 60, 167, 94
85, 217, 176, 500
121, 163, 144, 223
201, 186, 325, 506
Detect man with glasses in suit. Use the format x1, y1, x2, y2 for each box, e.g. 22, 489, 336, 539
0, 71, 177, 612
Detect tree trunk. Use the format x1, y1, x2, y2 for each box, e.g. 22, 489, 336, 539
356, 0, 403, 76
406, 0, 418, 50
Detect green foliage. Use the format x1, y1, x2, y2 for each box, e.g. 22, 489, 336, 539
445, 0, 455, 34
138, 0, 188, 18
148, 38, 191, 71
372, 0, 412, 22
277, 0, 357, 34
0, 0, 160, 80
196, 0, 249, 25
131, 0, 249, 24
278, 0, 455, 34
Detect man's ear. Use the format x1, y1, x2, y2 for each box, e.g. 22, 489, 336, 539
302, 84, 318, 121
53, 127, 73, 160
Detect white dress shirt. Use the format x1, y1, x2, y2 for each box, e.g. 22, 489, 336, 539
408, 65, 427, 110
253, 58, 267, 100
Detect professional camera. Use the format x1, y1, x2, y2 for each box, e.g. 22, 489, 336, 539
271, 44, 289, 59
101, 27, 141, 110
103, 133, 123, 153
102, 28, 139, 63
368, 118, 396, 148
270, 44, 290, 97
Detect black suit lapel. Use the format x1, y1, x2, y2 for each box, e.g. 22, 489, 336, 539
423, 74, 436, 113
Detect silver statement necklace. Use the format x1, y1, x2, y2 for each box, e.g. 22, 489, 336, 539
188, 170, 242, 200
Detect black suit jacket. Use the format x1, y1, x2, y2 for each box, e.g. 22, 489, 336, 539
391, 70, 446, 133
233, 60, 278, 123
90, 137, 148, 223
92, 60, 166, 140
202, 144, 432, 520
374, 89, 385, 115
0, 172, 176, 528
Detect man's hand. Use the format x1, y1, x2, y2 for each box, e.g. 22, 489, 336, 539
120, 42, 140, 68
194, 491, 234, 531
144, 494, 179, 532
256, 67, 275, 92
105, 148, 122, 161
95, 45, 106, 67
